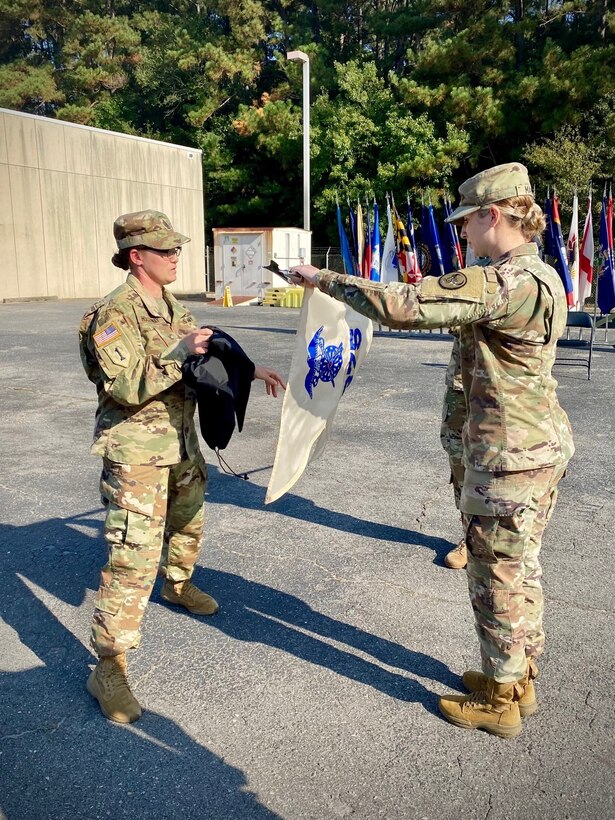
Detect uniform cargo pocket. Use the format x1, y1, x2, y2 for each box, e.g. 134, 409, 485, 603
490, 589, 510, 616
100, 460, 163, 517
94, 583, 124, 616
461, 469, 534, 517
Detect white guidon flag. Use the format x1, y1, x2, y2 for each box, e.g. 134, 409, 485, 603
265, 287, 373, 504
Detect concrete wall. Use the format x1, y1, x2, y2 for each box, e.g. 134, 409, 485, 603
0, 108, 205, 300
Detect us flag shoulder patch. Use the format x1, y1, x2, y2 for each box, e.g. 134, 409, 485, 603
93, 322, 122, 348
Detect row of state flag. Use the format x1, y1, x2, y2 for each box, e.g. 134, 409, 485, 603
335, 186, 615, 313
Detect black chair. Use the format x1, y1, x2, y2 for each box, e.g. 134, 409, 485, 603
555, 310, 595, 380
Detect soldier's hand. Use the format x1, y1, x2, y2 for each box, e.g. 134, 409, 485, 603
289, 264, 320, 287
183, 328, 213, 355
254, 366, 286, 397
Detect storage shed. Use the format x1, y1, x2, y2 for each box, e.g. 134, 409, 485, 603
212, 227, 311, 300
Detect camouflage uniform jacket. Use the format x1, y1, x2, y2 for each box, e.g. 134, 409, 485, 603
79, 274, 203, 467
317, 243, 574, 472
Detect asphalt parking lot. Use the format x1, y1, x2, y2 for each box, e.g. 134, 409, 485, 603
1, 297, 614, 820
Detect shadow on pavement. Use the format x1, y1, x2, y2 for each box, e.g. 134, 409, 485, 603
0, 485, 457, 817
183, 567, 459, 712
0, 514, 278, 819
208, 469, 455, 564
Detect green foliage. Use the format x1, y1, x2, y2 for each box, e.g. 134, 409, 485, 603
311, 61, 469, 241
523, 126, 601, 207
1, 0, 614, 240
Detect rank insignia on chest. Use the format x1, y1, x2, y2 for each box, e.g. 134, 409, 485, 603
93, 322, 122, 348
439, 272, 468, 290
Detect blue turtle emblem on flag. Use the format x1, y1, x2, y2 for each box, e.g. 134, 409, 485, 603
305, 326, 344, 398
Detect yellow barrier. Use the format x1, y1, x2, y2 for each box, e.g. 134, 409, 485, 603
222, 285, 233, 307
263, 286, 304, 308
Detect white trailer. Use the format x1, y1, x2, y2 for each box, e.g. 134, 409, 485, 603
212, 227, 311, 300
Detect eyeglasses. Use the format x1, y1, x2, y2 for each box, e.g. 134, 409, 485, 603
138, 246, 182, 259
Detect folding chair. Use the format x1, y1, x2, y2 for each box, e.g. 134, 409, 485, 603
555, 311, 595, 380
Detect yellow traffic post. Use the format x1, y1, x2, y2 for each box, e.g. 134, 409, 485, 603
222, 285, 233, 307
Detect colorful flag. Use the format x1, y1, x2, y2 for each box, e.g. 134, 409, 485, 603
597, 186, 615, 314
406, 197, 419, 258
579, 190, 594, 307
403, 196, 422, 281
356, 200, 365, 277
336, 198, 355, 277
265, 288, 373, 503
362, 198, 372, 278
545, 192, 574, 306
347, 198, 359, 275
419, 202, 445, 277
369, 200, 380, 281
380, 197, 399, 284
443, 197, 464, 272
608, 185, 614, 251
393, 204, 421, 284
567, 192, 580, 308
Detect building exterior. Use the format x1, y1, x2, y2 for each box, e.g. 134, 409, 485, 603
1, 108, 205, 301
212, 227, 311, 300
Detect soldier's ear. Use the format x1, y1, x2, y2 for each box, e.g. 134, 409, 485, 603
129, 247, 143, 267
490, 206, 502, 227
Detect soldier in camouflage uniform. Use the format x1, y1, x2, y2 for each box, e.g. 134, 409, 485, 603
80, 210, 285, 724
291, 164, 574, 738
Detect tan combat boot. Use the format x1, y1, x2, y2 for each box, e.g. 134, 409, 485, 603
444, 539, 467, 569
161, 579, 219, 615
87, 654, 142, 724
438, 678, 523, 738
462, 657, 539, 716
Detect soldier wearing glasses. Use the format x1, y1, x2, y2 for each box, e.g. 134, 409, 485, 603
291, 164, 574, 739
80, 210, 284, 724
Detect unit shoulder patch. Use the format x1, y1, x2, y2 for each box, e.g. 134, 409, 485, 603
418, 266, 486, 302
99, 339, 132, 368
439, 272, 468, 290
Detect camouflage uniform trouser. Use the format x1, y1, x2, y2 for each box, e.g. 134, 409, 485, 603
440, 386, 466, 511
460, 463, 567, 683
92, 458, 207, 658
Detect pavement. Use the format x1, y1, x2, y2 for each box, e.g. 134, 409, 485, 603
0, 298, 614, 820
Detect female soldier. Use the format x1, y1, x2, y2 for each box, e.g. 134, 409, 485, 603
291, 163, 574, 738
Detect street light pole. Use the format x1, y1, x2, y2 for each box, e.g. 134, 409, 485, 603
286, 50, 310, 232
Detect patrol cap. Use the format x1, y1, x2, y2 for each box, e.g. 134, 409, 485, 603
445, 163, 533, 225
113, 210, 190, 250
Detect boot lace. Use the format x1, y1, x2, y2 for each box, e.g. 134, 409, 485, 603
100, 661, 129, 698
463, 690, 488, 709
453, 539, 466, 554
176, 581, 203, 604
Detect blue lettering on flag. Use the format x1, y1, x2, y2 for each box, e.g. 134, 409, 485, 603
305, 326, 344, 398
343, 327, 362, 394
